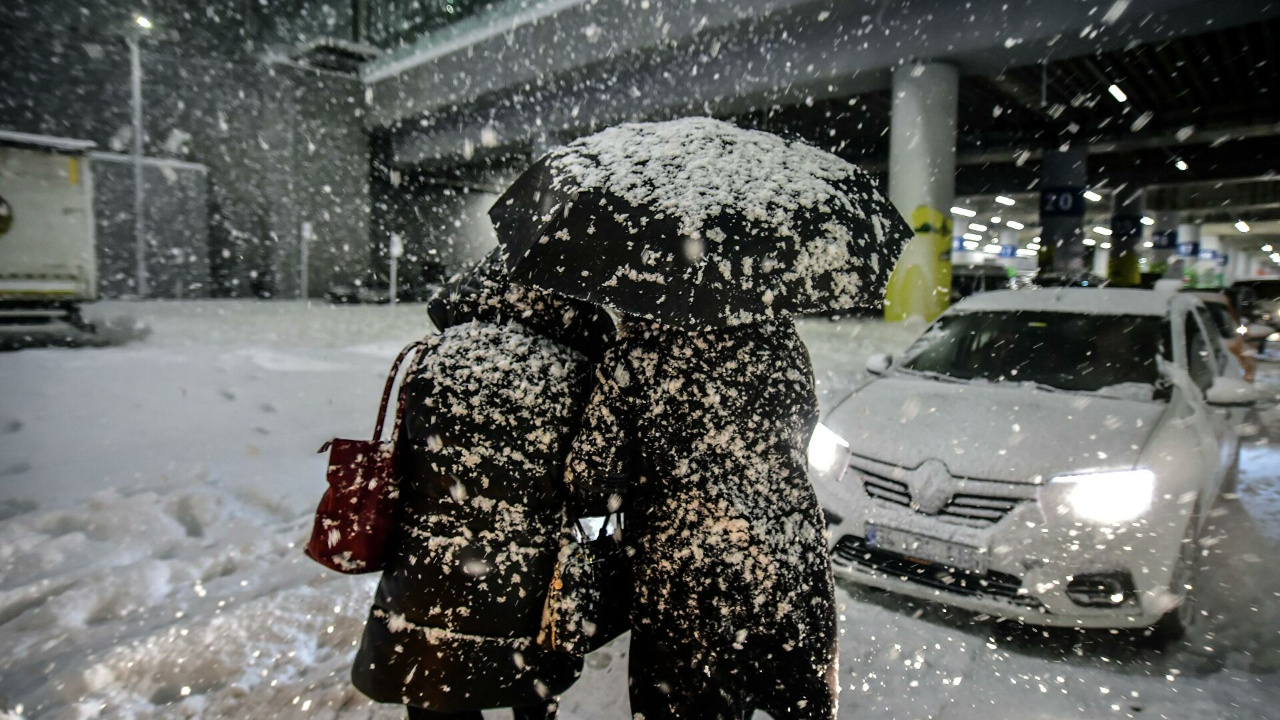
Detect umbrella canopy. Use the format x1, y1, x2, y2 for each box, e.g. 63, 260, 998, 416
490, 117, 912, 329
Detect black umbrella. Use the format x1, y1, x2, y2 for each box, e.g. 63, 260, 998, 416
490, 117, 912, 329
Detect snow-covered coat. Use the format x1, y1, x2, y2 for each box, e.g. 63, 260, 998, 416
566, 319, 838, 720
351, 259, 612, 712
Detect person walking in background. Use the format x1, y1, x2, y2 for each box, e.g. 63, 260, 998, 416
350, 249, 613, 720
565, 317, 838, 719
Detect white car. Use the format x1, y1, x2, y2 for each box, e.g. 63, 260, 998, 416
809, 288, 1257, 638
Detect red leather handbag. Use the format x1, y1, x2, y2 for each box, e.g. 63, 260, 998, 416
305, 340, 427, 574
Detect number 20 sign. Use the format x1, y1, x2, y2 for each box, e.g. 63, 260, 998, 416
1040, 188, 1085, 218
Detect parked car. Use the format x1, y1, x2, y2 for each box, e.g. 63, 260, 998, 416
950, 263, 1013, 303
808, 288, 1255, 639
1229, 278, 1280, 326
1032, 270, 1109, 288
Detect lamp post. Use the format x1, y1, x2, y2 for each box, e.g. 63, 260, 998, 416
129, 15, 151, 297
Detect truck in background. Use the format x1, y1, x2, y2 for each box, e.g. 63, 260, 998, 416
0, 130, 99, 331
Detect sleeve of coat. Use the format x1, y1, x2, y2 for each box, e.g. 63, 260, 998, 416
564, 345, 633, 516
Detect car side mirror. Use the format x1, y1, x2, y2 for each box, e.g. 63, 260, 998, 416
1205, 376, 1259, 407
866, 352, 893, 375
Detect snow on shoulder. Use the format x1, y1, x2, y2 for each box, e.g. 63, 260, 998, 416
546, 116, 875, 239
952, 288, 1173, 317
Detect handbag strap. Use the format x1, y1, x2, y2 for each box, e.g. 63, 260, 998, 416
372, 340, 429, 442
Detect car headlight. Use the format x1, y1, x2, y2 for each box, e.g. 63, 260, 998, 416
1049, 469, 1155, 524
1268, 332, 1280, 342
808, 422, 850, 476
1237, 325, 1248, 336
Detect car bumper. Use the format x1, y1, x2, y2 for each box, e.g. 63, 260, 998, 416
816, 461, 1183, 629
831, 534, 1166, 629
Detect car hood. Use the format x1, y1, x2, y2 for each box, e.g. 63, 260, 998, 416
824, 375, 1166, 483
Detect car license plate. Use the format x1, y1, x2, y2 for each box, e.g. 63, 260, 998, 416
866, 523, 987, 574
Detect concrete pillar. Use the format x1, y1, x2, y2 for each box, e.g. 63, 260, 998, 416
1150, 210, 1179, 273
1200, 234, 1224, 287
1092, 243, 1111, 278
884, 62, 959, 322
1108, 188, 1143, 287
1227, 243, 1250, 285
1039, 147, 1088, 273
1169, 223, 1201, 281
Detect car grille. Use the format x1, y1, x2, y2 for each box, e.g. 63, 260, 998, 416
832, 534, 1045, 610
859, 469, 1026, 528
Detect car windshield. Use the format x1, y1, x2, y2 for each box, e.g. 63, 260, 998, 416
900, 310, 1171, 393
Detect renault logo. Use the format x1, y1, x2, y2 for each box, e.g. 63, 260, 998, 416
905, 459, 954, 515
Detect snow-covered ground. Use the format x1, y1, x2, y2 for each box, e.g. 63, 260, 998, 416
1, 302, 1278, 719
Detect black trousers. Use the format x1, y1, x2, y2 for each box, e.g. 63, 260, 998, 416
628, 631, 836, 720
405, 699, 558, 720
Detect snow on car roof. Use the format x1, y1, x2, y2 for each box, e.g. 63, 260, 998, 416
950, 288, 1173, 317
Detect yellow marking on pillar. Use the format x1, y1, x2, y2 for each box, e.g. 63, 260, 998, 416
68, 157, 79, 186
1108, 250, 1141, 287
884, 205, 953, 323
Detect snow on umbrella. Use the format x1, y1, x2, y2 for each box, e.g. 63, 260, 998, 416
489, 117, 912, 329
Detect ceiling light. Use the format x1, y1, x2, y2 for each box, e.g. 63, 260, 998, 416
963, 240, 980, 249
1175, 159, 1189, 171
1084, 190, 1103, 202
991, 216, 1002, 224
1235, 220, 1251, 233
1101, 242, 1112, 249
969, 223, 988, 232
1093, 226, 1113, 236
1006, 220, 1025, 230
1031, 236, 1041, 243
1083, 238, 1097, 246
1107, 84, 1128, 103
1143, 241, 1154, 248
995, 195, 1016, 206
1141, 216, 1154, 226
136, 15, 152, 28
962, 233, 983, 242
983, 244, 1002, 254
1016, 248, 1037, 258
1027, 243, 1041, 251
950, 206, 977, 217
1263, 244, 1274, 252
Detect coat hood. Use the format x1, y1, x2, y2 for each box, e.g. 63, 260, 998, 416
824, 375, 1166, 483
428, 247, 614, 360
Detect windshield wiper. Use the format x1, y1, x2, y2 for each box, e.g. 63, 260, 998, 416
896, 367, 970, 385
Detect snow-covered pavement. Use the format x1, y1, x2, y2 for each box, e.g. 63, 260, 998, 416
1, 302, 1278, 719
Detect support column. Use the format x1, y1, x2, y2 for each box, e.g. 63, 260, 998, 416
1150, 210, 1179, 274
1039, 147, 1088, 273
1169, 222, 1201, 281
1198, 234, 1224, 288
885, 62, 959, 323
1108, 188, 1143, 287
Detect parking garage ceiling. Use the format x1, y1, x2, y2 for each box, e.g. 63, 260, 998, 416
731, 15, 1280, 205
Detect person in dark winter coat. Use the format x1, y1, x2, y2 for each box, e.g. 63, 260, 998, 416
565, 318, 838, 720
352, 250, 613, 720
